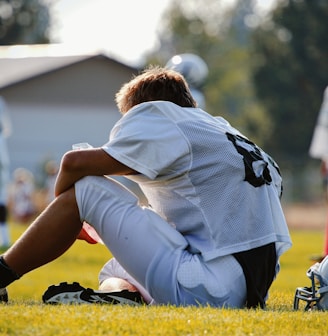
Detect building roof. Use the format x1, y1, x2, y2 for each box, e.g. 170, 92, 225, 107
0, 44, 138, 89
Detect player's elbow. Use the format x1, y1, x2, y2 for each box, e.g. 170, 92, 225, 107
61, 151, 81, 173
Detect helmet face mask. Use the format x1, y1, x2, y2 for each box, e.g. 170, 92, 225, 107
294, 272, 321, 311
294, 256, 328, 311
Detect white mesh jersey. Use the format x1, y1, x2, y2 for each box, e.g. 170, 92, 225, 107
102, 101, 291, 261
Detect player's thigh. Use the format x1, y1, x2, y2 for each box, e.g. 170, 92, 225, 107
75, 176, 188, 295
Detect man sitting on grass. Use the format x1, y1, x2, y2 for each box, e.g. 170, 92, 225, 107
0, 66, 291, 308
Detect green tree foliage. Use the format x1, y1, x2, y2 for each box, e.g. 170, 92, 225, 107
251, 0, 328, 167
0, 0, 51, 45
147, 0, 272, 146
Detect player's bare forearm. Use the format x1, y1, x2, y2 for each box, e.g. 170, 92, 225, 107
54, 148, 136, 196
54, 170, 81, 196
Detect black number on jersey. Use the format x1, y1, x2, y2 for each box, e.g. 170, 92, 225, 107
226, 132, 273, 188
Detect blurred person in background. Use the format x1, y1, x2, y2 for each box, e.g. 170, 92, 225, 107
8, 168, 36, 224
321, 158, 328, 202
43, 160, 59, 205
165, 53, 208, 110
309, 87, 328, 263
0, 97, 12, 249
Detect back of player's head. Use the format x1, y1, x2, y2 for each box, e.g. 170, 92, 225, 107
115, 66, 197, 114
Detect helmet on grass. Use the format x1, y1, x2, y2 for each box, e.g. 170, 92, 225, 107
294, 256, 328, 310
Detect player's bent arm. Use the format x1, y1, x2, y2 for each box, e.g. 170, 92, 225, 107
55, 148, 136, 196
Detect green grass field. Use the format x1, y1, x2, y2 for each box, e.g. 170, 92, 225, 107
1, 222, 328, 335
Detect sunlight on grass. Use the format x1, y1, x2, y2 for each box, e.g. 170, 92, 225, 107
6, 223, 111, 301
1, 222, 328, 335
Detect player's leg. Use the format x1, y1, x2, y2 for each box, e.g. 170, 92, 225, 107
75, 176, 247, 307
1, 187, 82, 279
75, 176, 190, 304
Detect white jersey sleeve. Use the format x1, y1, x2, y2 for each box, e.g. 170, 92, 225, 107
102, 102, 190, 180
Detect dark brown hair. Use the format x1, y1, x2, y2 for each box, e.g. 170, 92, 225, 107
115, 65, 197, 114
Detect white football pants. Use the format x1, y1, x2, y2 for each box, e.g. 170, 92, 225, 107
75, 176, 246, 307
